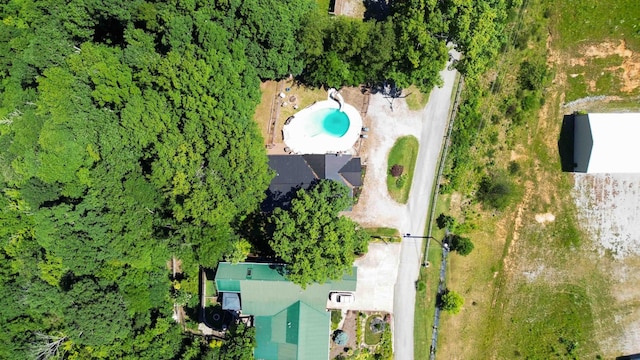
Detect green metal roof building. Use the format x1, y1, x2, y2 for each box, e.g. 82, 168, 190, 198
214, 262, 357, 360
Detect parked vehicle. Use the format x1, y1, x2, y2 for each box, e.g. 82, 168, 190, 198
329, 292, 355, 304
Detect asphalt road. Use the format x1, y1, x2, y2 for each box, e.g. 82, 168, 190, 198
393, 51, 460, 360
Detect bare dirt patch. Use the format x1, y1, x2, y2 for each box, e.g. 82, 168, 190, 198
566, 40, 640, 93
534, 212, 555, 224
335, 0, 366, 18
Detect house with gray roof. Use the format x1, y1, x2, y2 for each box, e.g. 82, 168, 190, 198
263, 154, 362, 211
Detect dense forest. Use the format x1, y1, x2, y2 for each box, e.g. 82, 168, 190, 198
0, 0, 515, 358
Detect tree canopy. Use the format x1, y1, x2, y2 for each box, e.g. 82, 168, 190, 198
0, 0, 519, 357
450, 235, 475, 256
0, 0, 282, 357
440, 289, 464, 314
298, 0, 516, 90
269, 180, 369, 286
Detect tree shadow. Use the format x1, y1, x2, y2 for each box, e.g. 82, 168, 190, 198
558, 114, 575, 172
366, 81, 403, 97
236, 210, 274, 257
363, 0, 391, 21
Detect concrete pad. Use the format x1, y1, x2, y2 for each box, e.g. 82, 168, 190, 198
330, 242, 401, 313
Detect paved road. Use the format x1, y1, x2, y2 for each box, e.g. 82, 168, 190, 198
393, 51, 460, 360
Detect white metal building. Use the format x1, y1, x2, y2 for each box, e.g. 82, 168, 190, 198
573, 113, 640, 173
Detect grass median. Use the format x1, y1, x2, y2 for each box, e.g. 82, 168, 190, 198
387, 136, 419, 204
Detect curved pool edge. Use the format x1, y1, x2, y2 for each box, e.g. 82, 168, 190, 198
282, 100, 363, 154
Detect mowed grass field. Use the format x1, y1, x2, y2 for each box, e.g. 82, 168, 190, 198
430, 0, 640, 358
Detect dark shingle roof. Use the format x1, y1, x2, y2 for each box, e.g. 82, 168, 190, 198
339, 157, 362, 187
264, 154, 362, 211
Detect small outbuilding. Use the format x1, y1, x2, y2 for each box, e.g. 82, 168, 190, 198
573, 113, 640, 173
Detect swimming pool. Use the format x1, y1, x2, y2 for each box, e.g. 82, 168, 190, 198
282, 100, 363, 154
308, 108, 350, 137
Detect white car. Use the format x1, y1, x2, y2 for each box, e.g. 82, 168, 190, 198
330, 292, 355, 304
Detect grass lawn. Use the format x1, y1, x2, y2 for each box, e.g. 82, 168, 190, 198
554, 0, 640, 51
254, 81, 278, 144
365, 227, 401, 242
331, 310, 341, 331
414, 195, 449, 360
414, 243, 444, 359
404, 85, 430, 111
387, 136, 419, 203
364, 315, 384, 345
205, 279, 216, 297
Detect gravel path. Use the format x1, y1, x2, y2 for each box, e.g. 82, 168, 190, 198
349, 49, 460, 360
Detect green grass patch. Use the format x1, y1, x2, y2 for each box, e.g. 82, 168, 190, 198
554, 0, 640, 51
387, 136, 419, 203
364, 315, 384, 345
365, 227, 401, 242
331, 310, 342, 331
405, 85, 430, 111
205, 279, 217, 297
565, 74, 588, 102
549, 206, 583, 249
414, 242, 444, 360
495, 283, 596, 359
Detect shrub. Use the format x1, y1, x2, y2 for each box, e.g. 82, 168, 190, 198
521, 91, 539, 111
331, 310, 342, 330
390, 164, 404, 177
436, 213, 456, 230
518, 60, 547, 91
440, 289, 464, 314
509, 161, 521, 175
450, 235, 474, 256
396, 174, 407, 188
355, 312, 363, 344
477, 174, 515, 210
333, 330, 349, 345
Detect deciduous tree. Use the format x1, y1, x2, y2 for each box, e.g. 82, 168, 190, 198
269, 180, 369, 286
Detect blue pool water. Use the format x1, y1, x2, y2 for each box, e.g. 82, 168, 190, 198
309, 108, 350, 137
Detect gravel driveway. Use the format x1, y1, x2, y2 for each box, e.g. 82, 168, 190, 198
349, 49, 460, 360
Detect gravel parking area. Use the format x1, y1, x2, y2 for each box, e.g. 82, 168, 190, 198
328, 242, 401, 313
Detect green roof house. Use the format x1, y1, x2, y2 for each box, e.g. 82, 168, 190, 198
214, 262, 357, 360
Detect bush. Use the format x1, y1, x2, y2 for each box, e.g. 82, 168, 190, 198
450, 235, 474, 256
333, 330, 349, 345
390, 164, 404, 177
509, 161, 521, 175
477, 174, 515, 210
440, 289, 464, 314
436, 213, 456, 230
395, 174, 407, 188
518, 60, 547, 91
521, 91, 539, 111
331, 310, 342, 330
